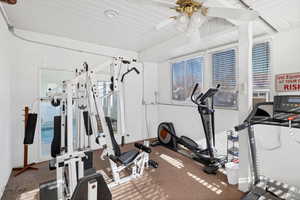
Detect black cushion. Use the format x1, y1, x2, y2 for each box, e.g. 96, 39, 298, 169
83, 111, 93, 136
24, 113, 38, 144
71, 173, 112, 200
118, 150, 139, 165
51, 116, 68, 158
40, 173, 112, 200
105, 117, 121, 156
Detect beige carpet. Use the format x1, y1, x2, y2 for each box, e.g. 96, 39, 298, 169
1, 143, 244, 200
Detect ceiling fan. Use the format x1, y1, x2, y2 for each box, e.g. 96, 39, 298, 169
127, 0, 259, 40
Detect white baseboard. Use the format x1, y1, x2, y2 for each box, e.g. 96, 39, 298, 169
238, 177, 251, 192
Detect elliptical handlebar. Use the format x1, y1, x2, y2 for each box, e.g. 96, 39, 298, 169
195, 92, 204, 104
191, 83, 220, 106
191, 83, 198, 100
191, 83, 200, 103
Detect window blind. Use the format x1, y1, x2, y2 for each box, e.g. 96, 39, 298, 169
212, 49, 236, 90
252, 42, 271, 90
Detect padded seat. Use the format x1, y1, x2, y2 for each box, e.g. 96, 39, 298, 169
105, 117, 143, 165
118, 150, 139, 165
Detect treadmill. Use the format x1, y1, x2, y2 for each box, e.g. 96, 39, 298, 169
235, 95, 300, 200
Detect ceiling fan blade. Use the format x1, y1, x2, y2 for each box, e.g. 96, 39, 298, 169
126, 0, 177, 8
204, 7, 259, 21
156, 18, 176, 30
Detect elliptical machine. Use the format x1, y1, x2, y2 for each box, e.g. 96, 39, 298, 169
152, 83, 226, 174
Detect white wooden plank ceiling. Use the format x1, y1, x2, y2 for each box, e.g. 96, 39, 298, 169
2, 0, 300, 52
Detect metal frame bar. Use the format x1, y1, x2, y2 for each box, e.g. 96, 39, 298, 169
43, 58, 148, 199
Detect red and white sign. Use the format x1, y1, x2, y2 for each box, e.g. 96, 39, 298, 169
275, 72, 300, 92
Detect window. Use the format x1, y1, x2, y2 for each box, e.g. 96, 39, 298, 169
172, 57, 204, 101
253, 91, 270, 105
98, 81, 118, 133
212, 49, 238, 109
40, 69, 75, 158
40, 70, 118, 159
252, 42, 271, 105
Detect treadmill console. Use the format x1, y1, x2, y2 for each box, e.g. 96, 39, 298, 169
274, 95, 300, 116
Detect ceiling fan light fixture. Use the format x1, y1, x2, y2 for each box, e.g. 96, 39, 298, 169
178, 14, 189, 24
175, 20, 188, 32
186, 20, 197, 35
190, 12, 202, 26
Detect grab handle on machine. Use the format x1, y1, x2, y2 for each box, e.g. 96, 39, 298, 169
121, 67, 140, 82
132, 67, 140, 74
234, 122, 249, 131
191, 83, 199, 102
134, 143, 151, 153
109, 155, 120, 163
121, 136, 125, 147
196, 93, 204, 104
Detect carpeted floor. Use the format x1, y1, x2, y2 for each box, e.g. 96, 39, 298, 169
1, 143, 244, 200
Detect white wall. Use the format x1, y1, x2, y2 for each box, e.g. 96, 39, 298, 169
156, 27, 300, 187
0, 12, 13, 197
256, 27, 300, 187
9, 29, 158, 167
157, 60, 239, 144
124, 62, 158, 142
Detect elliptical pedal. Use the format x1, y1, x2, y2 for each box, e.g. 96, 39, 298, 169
148, 160, 159, 168
203, 165, 219, 175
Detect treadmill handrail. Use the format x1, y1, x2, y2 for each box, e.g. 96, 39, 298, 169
235, 102, 274, 131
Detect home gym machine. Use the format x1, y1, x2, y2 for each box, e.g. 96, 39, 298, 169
99, 57, 158, 188
40, 63, 112, 200
40, 58, 157, 200
152, 83, 226, 174
235, 95, 300, 200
